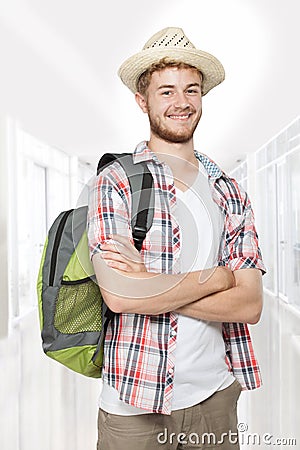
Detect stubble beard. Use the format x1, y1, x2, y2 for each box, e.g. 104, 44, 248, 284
148, 109, 201, 144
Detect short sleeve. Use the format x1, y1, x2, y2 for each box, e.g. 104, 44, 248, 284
220, 181, 266, 274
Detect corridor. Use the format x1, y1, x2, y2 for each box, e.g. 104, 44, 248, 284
0, 1, 300, 449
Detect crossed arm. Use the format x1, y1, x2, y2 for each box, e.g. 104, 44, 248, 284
92, 234, 263, 324
176, 268, 262, 323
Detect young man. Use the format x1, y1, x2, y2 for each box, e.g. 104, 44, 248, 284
88, 27, 266, 450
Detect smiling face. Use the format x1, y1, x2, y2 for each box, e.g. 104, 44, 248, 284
136, 66, 202, 144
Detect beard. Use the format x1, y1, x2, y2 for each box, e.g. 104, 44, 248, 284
147, 108, 201, 144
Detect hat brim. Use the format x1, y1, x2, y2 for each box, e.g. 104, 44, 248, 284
118, 48, 225, 96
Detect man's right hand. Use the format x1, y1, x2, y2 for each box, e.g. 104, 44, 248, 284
197, 265, 235, 293
218, 266, 235, 291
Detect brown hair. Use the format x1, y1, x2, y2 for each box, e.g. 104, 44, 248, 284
137, 58, 203, 96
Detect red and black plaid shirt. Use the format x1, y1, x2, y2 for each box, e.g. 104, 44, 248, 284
88, 141, 266, 415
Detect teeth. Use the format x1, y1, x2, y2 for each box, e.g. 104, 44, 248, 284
169, 115, 189, 120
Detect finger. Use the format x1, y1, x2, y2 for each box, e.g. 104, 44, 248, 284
103, 239, 131, 257
101, 251, 146, 271
100, 242, 122, 253
101, 251, 129, 263
101, 251, 143, 270
108, 260, 146, 273
106, 260, 131, 272
109, 234, 138, 252
101, 241, 133, 260
103, 240, 142, 264
101, 248, 137, 262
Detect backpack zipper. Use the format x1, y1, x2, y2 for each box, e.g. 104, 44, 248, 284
49, 209, 73, 286
61, 277, 92, 285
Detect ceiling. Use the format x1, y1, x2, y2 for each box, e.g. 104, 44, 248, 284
0, 0, 299, 171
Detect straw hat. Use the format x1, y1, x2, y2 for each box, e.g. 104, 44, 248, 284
118, 27, 225, 96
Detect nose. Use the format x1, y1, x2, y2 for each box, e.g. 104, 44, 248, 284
174, 91, 190, 110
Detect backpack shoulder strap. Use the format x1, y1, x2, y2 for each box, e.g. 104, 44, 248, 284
97, 153, 154, 252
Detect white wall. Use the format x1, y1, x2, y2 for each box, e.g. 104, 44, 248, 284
245, 294, 300, 448
0, 118, 100, 450
235, 117, 300, 449
0, 312, 100, 450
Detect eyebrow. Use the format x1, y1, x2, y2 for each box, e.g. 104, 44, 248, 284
157, 84, 175, 90
157, 83, 201, 90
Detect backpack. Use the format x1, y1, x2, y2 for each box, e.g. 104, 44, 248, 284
37, 153, 154, 378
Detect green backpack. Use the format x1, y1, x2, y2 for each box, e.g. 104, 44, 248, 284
37, 153, 154, 378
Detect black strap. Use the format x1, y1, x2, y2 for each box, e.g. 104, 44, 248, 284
97, 152, 131, 176
132, 166, 153, 251
97, 152, 154, 252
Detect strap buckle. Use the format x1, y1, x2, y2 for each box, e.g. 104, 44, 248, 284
132, 225, 147, 251
133, 225, 147, 240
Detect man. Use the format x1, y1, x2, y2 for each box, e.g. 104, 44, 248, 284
88, 27, 266, 450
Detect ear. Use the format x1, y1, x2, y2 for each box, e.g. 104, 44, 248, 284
135, 92, 148, 114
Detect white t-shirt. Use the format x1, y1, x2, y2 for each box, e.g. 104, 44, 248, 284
171, 163, 234, 410
99, 163, 234, 415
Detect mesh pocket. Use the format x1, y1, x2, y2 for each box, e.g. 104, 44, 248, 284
54, 279, 102, 334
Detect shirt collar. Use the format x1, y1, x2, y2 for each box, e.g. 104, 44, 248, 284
133, 141, 161, 165
194, 150, 224, 179
133, 141, 224, 179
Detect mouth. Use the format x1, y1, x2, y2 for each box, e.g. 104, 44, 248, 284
167, 112, 193, 121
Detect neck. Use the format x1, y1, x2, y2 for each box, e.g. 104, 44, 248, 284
147, 135, 199, 191
147, 134, 198, 167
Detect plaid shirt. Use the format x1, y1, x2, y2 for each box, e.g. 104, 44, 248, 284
88, 141, 266, 415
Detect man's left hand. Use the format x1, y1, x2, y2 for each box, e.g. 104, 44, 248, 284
100, 234, 147, 273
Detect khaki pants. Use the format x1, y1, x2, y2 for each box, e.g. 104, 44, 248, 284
97, 379, 242, 450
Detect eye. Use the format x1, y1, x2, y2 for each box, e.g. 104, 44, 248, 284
161, 90, 172, 96
186, 88, 200, 95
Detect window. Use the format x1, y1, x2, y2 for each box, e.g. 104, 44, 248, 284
256, 164, 277, 294
77, 160, 95, 208
230, 159, 248, 191
276, 159, 287, 299
15, 127, 77, 317
254, 116, 300, 307
17, 159, 48, 314
287, 149, 300, 306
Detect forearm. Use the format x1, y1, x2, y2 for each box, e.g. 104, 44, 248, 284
176, 269, 263, 324
92, 253, 234, 314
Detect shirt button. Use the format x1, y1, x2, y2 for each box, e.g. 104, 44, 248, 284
168, 367, 174, 375
170, 330, 177, 337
